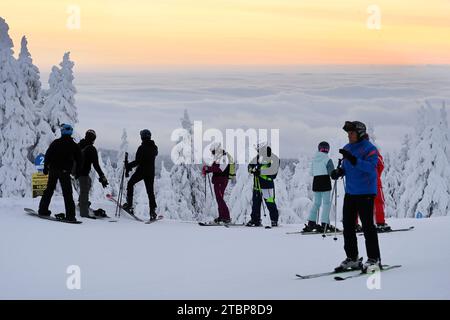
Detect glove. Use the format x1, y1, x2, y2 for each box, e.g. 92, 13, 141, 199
99, 175, 109, 188
330, 168, 344, 180
250, 166, 260, 176
202, 165, 208, 176
339, 149, 357, 166
43, 167, 49, 175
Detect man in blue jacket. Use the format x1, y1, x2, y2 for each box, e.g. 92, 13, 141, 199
331, 121, 382, 273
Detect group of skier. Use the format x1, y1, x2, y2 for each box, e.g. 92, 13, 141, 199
38, 119, 386, 273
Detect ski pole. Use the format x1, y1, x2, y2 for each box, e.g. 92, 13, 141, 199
334, 158, 343, 241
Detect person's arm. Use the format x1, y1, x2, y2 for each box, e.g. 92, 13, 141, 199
73, 144, 82, 177
91, 147, 105, 177
43, 142, 55, 173
326, 159, 335, 175
260, 154, 280, 176
127, 146, 142, 169
248, 156, 258, 173
354, 149, 378, 174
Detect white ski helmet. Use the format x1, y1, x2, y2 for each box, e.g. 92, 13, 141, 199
209, 142, 222, 154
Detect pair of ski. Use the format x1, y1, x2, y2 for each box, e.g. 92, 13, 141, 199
287, 226, 414, 236
106, 194, 163, 224
296, 262, 402, 281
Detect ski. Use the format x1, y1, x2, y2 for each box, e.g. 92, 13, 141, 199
288, 226, 414, 236
24, 208, 82, 224
334, 265, 402, 281
145, 216, 164, 224
296, 258, 363, 280
106, 194, 144, 222
198, 222, 245, 227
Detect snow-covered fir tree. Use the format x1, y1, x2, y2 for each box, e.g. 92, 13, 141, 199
43, 52, 77, 133
288, 155, 313, 223
0, 18, 36, 197
154, 161, 180, 219
228, 164, 254, 223
17, 36, 41, 102
170, 109, 207, 221
397, 104, 450, 218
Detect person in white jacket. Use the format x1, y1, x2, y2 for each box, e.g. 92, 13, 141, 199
303, 141, 337, 233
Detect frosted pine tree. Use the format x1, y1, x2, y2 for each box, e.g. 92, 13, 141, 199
288, 156, 313, 222
113, 128, 129, 197
398, 104, 450, 217
170, 109, 206, 221
154, 161, 181, 219
17, 36, 41, 102
228, 164, 254, 223
43, 52, 77, 133
275, 164, 298, 224
0, 18, 36, 197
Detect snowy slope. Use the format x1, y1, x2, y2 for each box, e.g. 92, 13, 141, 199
1, 197, 449, 299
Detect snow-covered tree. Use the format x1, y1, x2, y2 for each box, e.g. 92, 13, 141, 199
43, 52, 77, 133
0, 18, 36, 197
288, 156, 313, 223
17, 36, 41, 102
154, 161, 180, 219
397, 104, 450, 218
228, 164, 254, 223
170, 109, 207, 221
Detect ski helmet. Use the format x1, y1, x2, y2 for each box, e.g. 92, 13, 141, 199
318, 141, 330, 153
255, 140, 271, 157
60, 123, 73, 136
85, 129, 96, 142
343, 121, 367, 139
140, 129, 151, 140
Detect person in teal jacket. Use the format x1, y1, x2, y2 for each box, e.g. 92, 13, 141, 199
303, 142, 337, 233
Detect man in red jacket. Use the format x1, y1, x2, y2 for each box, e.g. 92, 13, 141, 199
374, 152, 391, 231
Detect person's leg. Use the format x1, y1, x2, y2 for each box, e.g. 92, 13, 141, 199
320, 191, 332, 225
60, 171, 76, 220
262, 188, 278, 223
308, 192, 322, 223
126, 172, 143, 206
78, 176, 91, 217
342, 194, 359, 259
250, 189, 262, 223
374, 187, 385, 224
358, 196, 381, 261
143, 176, 157, 214
38, 170, 58, 215
214, 178, 230, 221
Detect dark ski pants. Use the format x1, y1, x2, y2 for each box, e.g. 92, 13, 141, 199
39, 169, 76, 219
343, 194, 381, 261
78, 176, 92, 217
126, 172, 157, 212
251, 189, 279, 223
213, 177, 230, 220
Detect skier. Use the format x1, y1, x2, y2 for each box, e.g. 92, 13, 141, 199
303, 141, 337, 233
38, 124, 82, 222
331, 121, 382, 273
202, 142, 235, 224
122, 129, 158, 221
76, 129, 109, 218
247, 142, 280, 227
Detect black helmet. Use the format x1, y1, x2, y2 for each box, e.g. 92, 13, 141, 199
85, 129, 96, 142
318, 141, 330, 153
343, 121, 367, 139
140, 129, 151, 140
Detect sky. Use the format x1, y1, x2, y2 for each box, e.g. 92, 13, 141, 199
3, 0, 450, 70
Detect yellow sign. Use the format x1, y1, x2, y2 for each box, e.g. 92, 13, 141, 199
32, 173, 48, 198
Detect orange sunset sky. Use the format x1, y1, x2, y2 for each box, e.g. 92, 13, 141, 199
2, 0, 450, 70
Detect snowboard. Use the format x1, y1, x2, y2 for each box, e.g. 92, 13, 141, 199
24, 208, 82, 224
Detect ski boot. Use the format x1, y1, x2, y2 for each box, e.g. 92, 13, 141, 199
376, 223, 391, 232
38, 209, 51, 217
271, 220, 278, 227
246, 220, 262, 227
55, 213, 66, 220
121, 203, 134, 215
355, 224, 363, 232
362, 258, 382, 273
318, 223, 340, 233
334, 257, 363, 272
149, 210, 158, 221
93, 209, 107, 218
302, 220, 318, 232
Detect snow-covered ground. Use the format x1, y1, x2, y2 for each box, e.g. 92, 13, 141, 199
1, 197, 449, 299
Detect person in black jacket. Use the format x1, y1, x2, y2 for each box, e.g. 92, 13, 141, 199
38, 124, 82, 222
122, 129, 158, 220
77, 129, 109, 218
